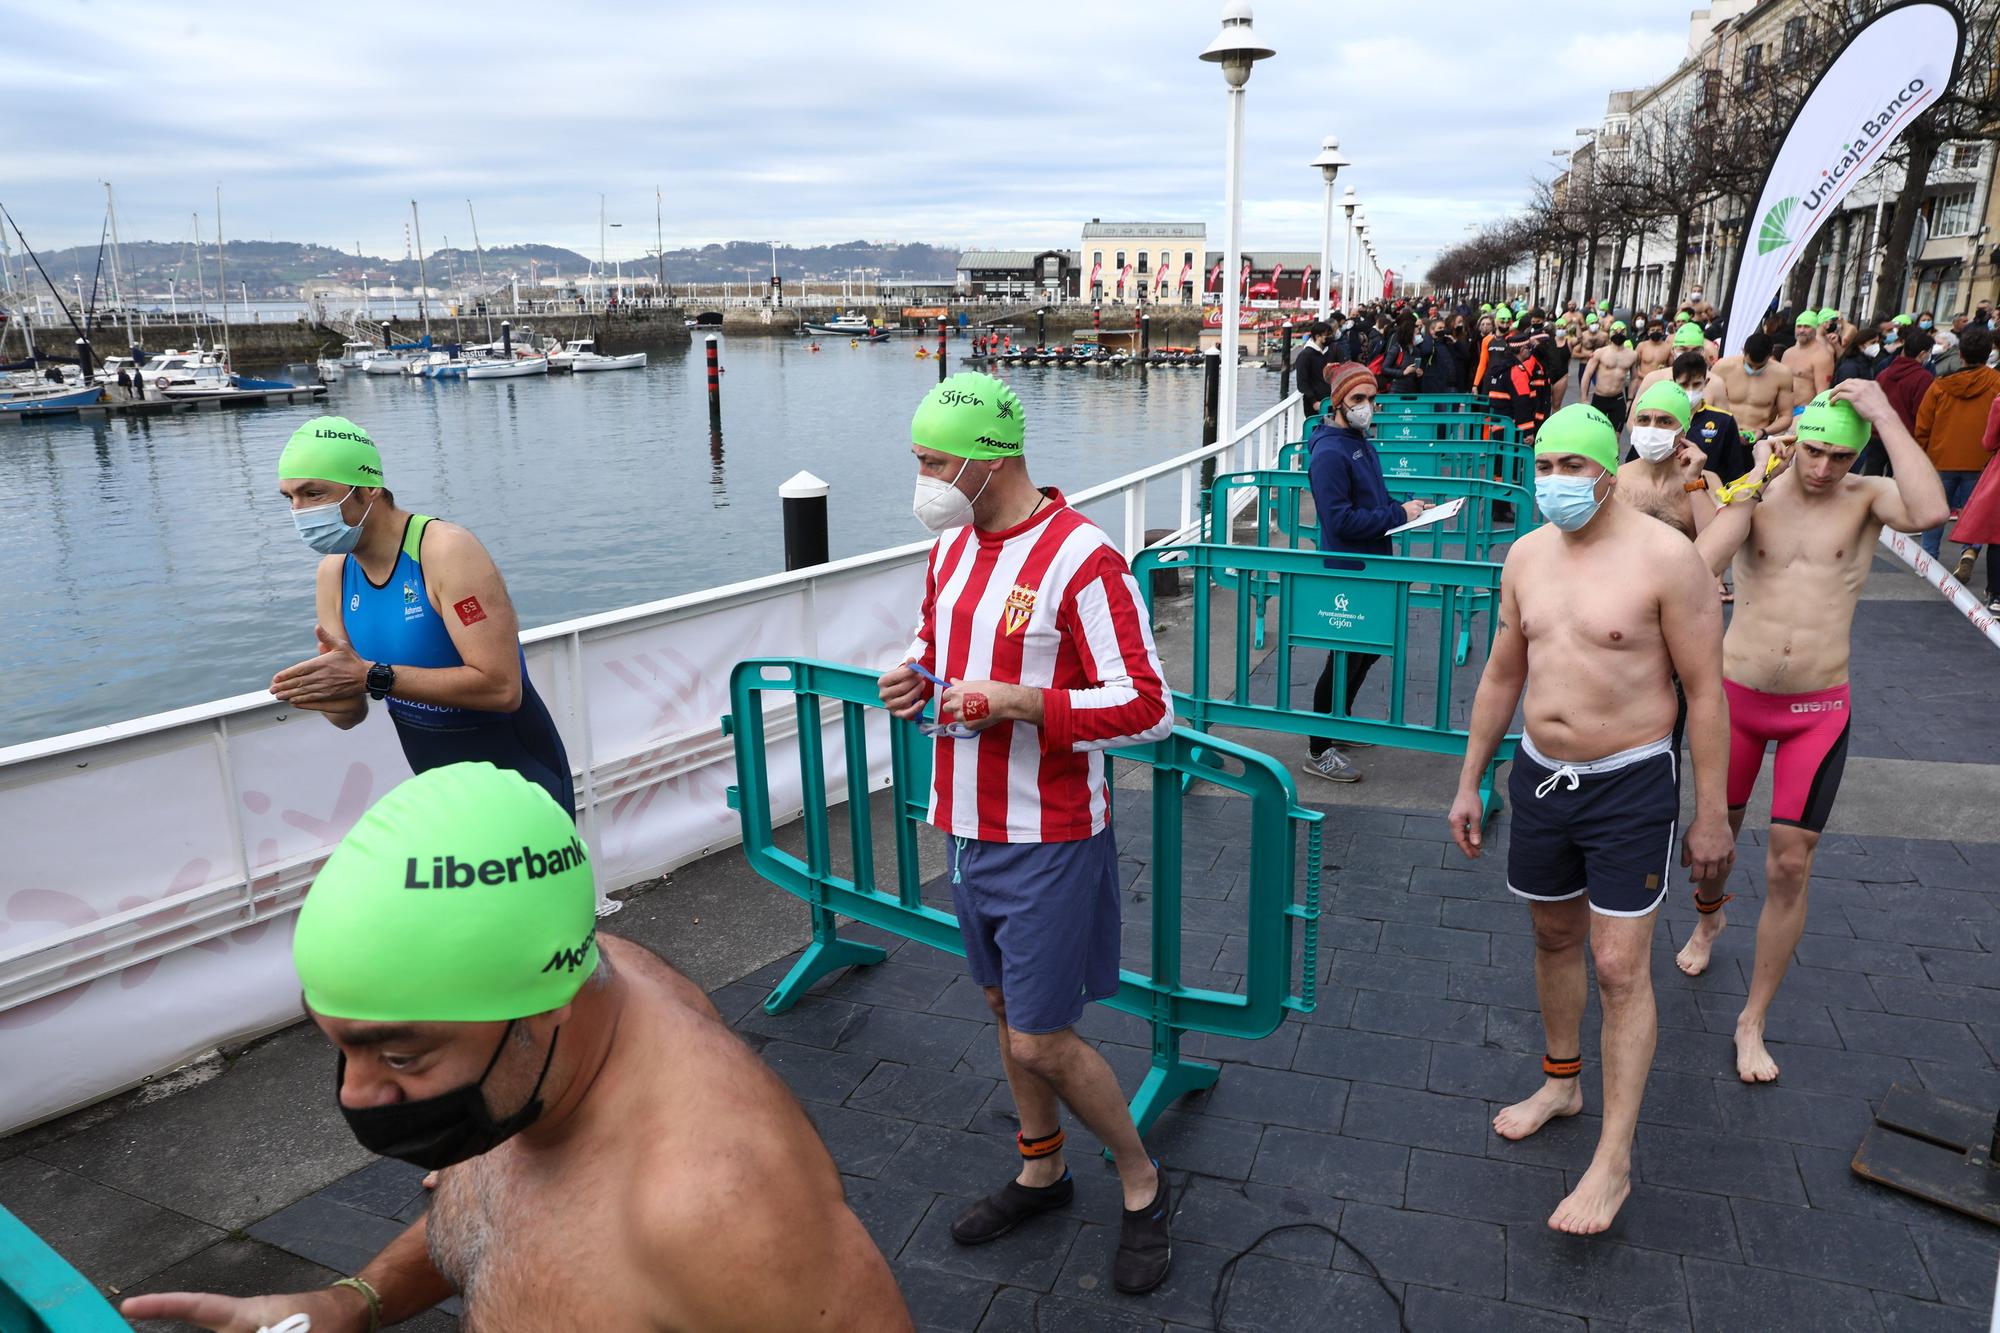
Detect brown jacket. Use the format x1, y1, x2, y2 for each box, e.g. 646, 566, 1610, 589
1916, 365, 2000, 472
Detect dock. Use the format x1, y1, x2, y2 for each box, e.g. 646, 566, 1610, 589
0, 384, 328, 426
4, 545, 1995, 1331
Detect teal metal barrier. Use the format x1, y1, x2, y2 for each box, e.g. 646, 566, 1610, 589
0, 1205, 127, 1331
1299, 394, 1487, 440
1211, 467, 1534, 653
1279, 428, 1532, 492
722, 658, 1324, 1139
1132, 545, 1518, 820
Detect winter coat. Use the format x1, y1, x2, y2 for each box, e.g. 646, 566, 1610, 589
1915, 366, 2000, 473
1940, 395, 2000, 547
1875, 355, 1935, 433
1833, 352, 1877, 386
1307, 421, 1401, 560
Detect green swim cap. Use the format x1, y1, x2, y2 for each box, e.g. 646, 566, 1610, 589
1891, 313, 1913, 326
1480, 303, 1493, 312
1535, 403, 1620, 474
1793, 391, 1871, 451
279, 417, 384, 488
1633, 379, 1692, 429
1611, 319, 1628, 332
294, 763, 598, 1024
911, 373, 1025, 460
1672, 323, 1705, 348
1598, 300, 1610, 311
1493, 305, 1514, 321
1585, 315, 1599, 326
1816, 308, 1841, 326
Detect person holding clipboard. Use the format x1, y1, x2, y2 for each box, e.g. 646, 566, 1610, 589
1301, 362, 1432, 784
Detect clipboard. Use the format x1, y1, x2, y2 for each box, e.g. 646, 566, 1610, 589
1385, 496, 1467, 535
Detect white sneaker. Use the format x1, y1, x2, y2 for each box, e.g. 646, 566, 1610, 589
1302, 750, 1363, 783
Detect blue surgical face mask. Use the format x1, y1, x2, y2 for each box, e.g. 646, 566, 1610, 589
1918, 319, 1933, 330
292, 487, 372, 555
1535, 473, 1607, 532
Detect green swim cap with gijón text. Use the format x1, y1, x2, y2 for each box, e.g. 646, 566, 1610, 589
911, 372, 1025, 459
294, 763, 598, 1024
1793, 391, 1871, 451
1535, 402, 1621, 474
279, 416, 384, 488
1633, 380, 1693, 429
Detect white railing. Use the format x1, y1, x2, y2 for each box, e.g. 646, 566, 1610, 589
0, 392, 1300, 1132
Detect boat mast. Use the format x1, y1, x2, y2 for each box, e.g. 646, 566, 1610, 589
214, 185, 230, 362
191, 212, 207, 332
104, 182, 134, 350
598, 193, 606, 312
466, 199, 492, 341
410, 200, 431, 339
655, 185, 665, 302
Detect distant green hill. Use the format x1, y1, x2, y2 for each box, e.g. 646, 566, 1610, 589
11, 237, 963, 301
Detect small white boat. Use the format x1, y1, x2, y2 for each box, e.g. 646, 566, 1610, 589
546, 338, 597, 370
316, 358, 344, 381
465, 355, 549, 380
570, 349, 647, 372
361, 352, 413, 375
336, 341, 377, 368
139, 347, 226, 392
804, 313, 876, 336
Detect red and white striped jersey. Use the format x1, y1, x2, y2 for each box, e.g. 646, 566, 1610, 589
906, 491, 1174, 843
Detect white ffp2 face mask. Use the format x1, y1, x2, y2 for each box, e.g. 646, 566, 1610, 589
912, 459, 992, 532
1630, 426, 1678, 463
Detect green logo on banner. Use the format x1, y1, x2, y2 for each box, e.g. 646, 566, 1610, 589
1757, 197, 1799, 255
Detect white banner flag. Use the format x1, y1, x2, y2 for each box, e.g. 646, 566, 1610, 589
1721, 2, 1962, 357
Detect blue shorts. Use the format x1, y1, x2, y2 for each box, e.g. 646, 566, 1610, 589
949, 827, 1122, 1035
1507, 735, 1679, 918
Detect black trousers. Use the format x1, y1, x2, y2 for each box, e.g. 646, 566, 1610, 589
1308, 652, 1380, 757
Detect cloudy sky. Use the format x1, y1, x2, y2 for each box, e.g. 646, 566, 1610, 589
5, 1, 1696, 275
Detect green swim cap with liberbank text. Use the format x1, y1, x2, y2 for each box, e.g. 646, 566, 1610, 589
1536, 402, 1621, 474
911, 372, 1025, 459
294, 763, 598, 1024
1794, 392, 1871, 451
279, 416, 385, 488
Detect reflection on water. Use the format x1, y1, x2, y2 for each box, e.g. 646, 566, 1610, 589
0, 337, 1280, 745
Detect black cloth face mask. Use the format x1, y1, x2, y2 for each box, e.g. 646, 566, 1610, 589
337, 1020, 560, 1170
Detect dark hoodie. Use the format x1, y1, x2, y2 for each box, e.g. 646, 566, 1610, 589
1875, 354, 1934, 433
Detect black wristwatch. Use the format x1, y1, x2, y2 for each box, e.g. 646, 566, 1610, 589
366, 661, 395, 701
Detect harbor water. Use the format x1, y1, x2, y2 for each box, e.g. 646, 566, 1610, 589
0, 338, 1281, 747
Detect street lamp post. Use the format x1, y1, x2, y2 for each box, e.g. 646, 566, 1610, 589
1200, 0, 1275, 441
1341, 186, 1356, 315
1311, 136, 1349, 319
1354, 214, 1368, 305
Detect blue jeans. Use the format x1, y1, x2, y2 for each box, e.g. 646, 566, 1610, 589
1921, 471, 1983, 559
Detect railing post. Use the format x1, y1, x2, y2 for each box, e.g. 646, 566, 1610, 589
1199, 348, 1221, 539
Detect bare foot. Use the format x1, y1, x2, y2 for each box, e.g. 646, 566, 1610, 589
1493, 1079, 1584, 1141
1736, 1019, 1780, 1083
1549, 1160, 1631, 1234
1675, 908, 1725, 976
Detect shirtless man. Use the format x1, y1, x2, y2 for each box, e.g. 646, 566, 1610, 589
122, 763, 912, 1333
1710, 332, 1795, 437
1635, 319, 1675, 382
1617, 380, 1720, 539
1579, 327, 1640, 433
1675, 383, 1949, 1083
1782, 311, 1835, 404
1448, 403, 1734, 1235
1634, 323, 1715, 401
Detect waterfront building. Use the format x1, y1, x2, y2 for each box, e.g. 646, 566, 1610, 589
955, 250, 1080, 301
1080, 221, 1207, 306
